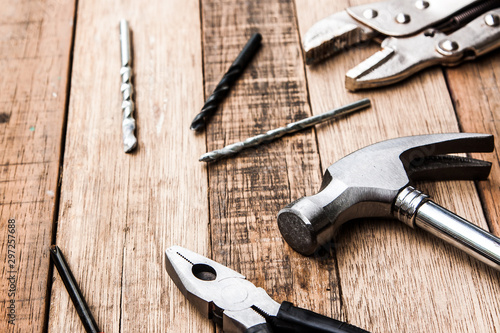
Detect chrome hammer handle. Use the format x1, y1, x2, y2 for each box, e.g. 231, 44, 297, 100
394, 186, 500, 271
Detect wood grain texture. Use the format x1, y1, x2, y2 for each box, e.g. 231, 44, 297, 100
47, 0, 209, 332
201, 0, 345, 327
5, 0, 498, 332
295, 0, 500, 332
0, 0, 75, 331
446, 51, 500, 237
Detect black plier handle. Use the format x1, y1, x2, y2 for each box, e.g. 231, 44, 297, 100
247, 302, 368, 333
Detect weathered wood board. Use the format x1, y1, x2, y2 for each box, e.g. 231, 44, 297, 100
201, 0, 343, 325
295, 0, 500, 332
0, 0, 76, 331
0, 0, 498, 332
446, 52, 500, 236
47, 0, 209, 332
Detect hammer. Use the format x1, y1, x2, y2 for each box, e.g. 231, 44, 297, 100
277, 133, 500, 271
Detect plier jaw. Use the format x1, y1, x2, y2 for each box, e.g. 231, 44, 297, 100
165, 246, 280, 333
303, 0, 500, 90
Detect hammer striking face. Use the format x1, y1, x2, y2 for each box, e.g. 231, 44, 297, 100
278, 133, 500, 271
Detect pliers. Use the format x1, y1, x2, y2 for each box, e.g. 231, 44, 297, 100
303, 0, 500, 90
165, 246, 370, 333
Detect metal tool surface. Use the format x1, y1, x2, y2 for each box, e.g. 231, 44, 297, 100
277, 133, 500, 271
200, 98, 370, 162
303, 0, 500, 90
119, 19, 137, 153
165, 246, 370, 333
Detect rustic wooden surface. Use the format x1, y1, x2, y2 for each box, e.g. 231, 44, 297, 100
0, 0, 75, 331
446, 53, 500, 236
46, 0, 210, 332
1, 0, 499, 332
202, 0, 342, 325
295, 1, 500, 332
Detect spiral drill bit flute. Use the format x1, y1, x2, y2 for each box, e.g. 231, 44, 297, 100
190, 33, 262, 131
119, 20, 137, 153
200, 98, 371, 162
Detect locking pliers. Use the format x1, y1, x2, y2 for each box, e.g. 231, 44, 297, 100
165, 246, 369, 333
303, 0, 500, 90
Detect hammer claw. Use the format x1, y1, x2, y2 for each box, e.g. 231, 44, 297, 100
408, 155, 492, 182
397, 133, 494, 166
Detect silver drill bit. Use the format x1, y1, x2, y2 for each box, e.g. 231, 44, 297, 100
119, 20, 137, 153
200, 98, 371, 162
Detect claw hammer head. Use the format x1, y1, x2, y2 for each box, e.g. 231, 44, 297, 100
277, 133, 494, 255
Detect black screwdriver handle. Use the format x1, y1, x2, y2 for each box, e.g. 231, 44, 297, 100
270, 301, 370, 333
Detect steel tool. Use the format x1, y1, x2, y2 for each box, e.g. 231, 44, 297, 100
190, 33, 262, 131
277, 133, 500, 271
50, 245, 101, 333
200, 98, 370, 162
165, 245, 370, 333
303, 0, 500, 90
119, 19, 137, 153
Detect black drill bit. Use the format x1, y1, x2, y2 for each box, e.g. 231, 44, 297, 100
49, 245, 101, 333
190, 32, 262, 131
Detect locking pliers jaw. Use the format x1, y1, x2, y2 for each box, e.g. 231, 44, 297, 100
303, 10, 377, 65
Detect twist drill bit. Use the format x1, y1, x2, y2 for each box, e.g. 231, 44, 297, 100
50, 245, 101, 333
190, 33, 262, 131
120, 20, 137, 153
200, 98, 371, 162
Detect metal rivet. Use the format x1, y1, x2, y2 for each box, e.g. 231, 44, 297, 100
415, 0, 429, 9
484, 14, 500, 27
363, 9, 378, 19
440, 40, 458, 52
437, 39, 459, 56
396, 13, 411, 24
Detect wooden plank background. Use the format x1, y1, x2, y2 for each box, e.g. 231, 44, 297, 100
0, 0, 76, 331
0, 0, 499, 332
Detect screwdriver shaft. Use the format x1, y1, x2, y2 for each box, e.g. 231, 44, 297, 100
200, 98, 371, 162
50, 245, 100, 333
